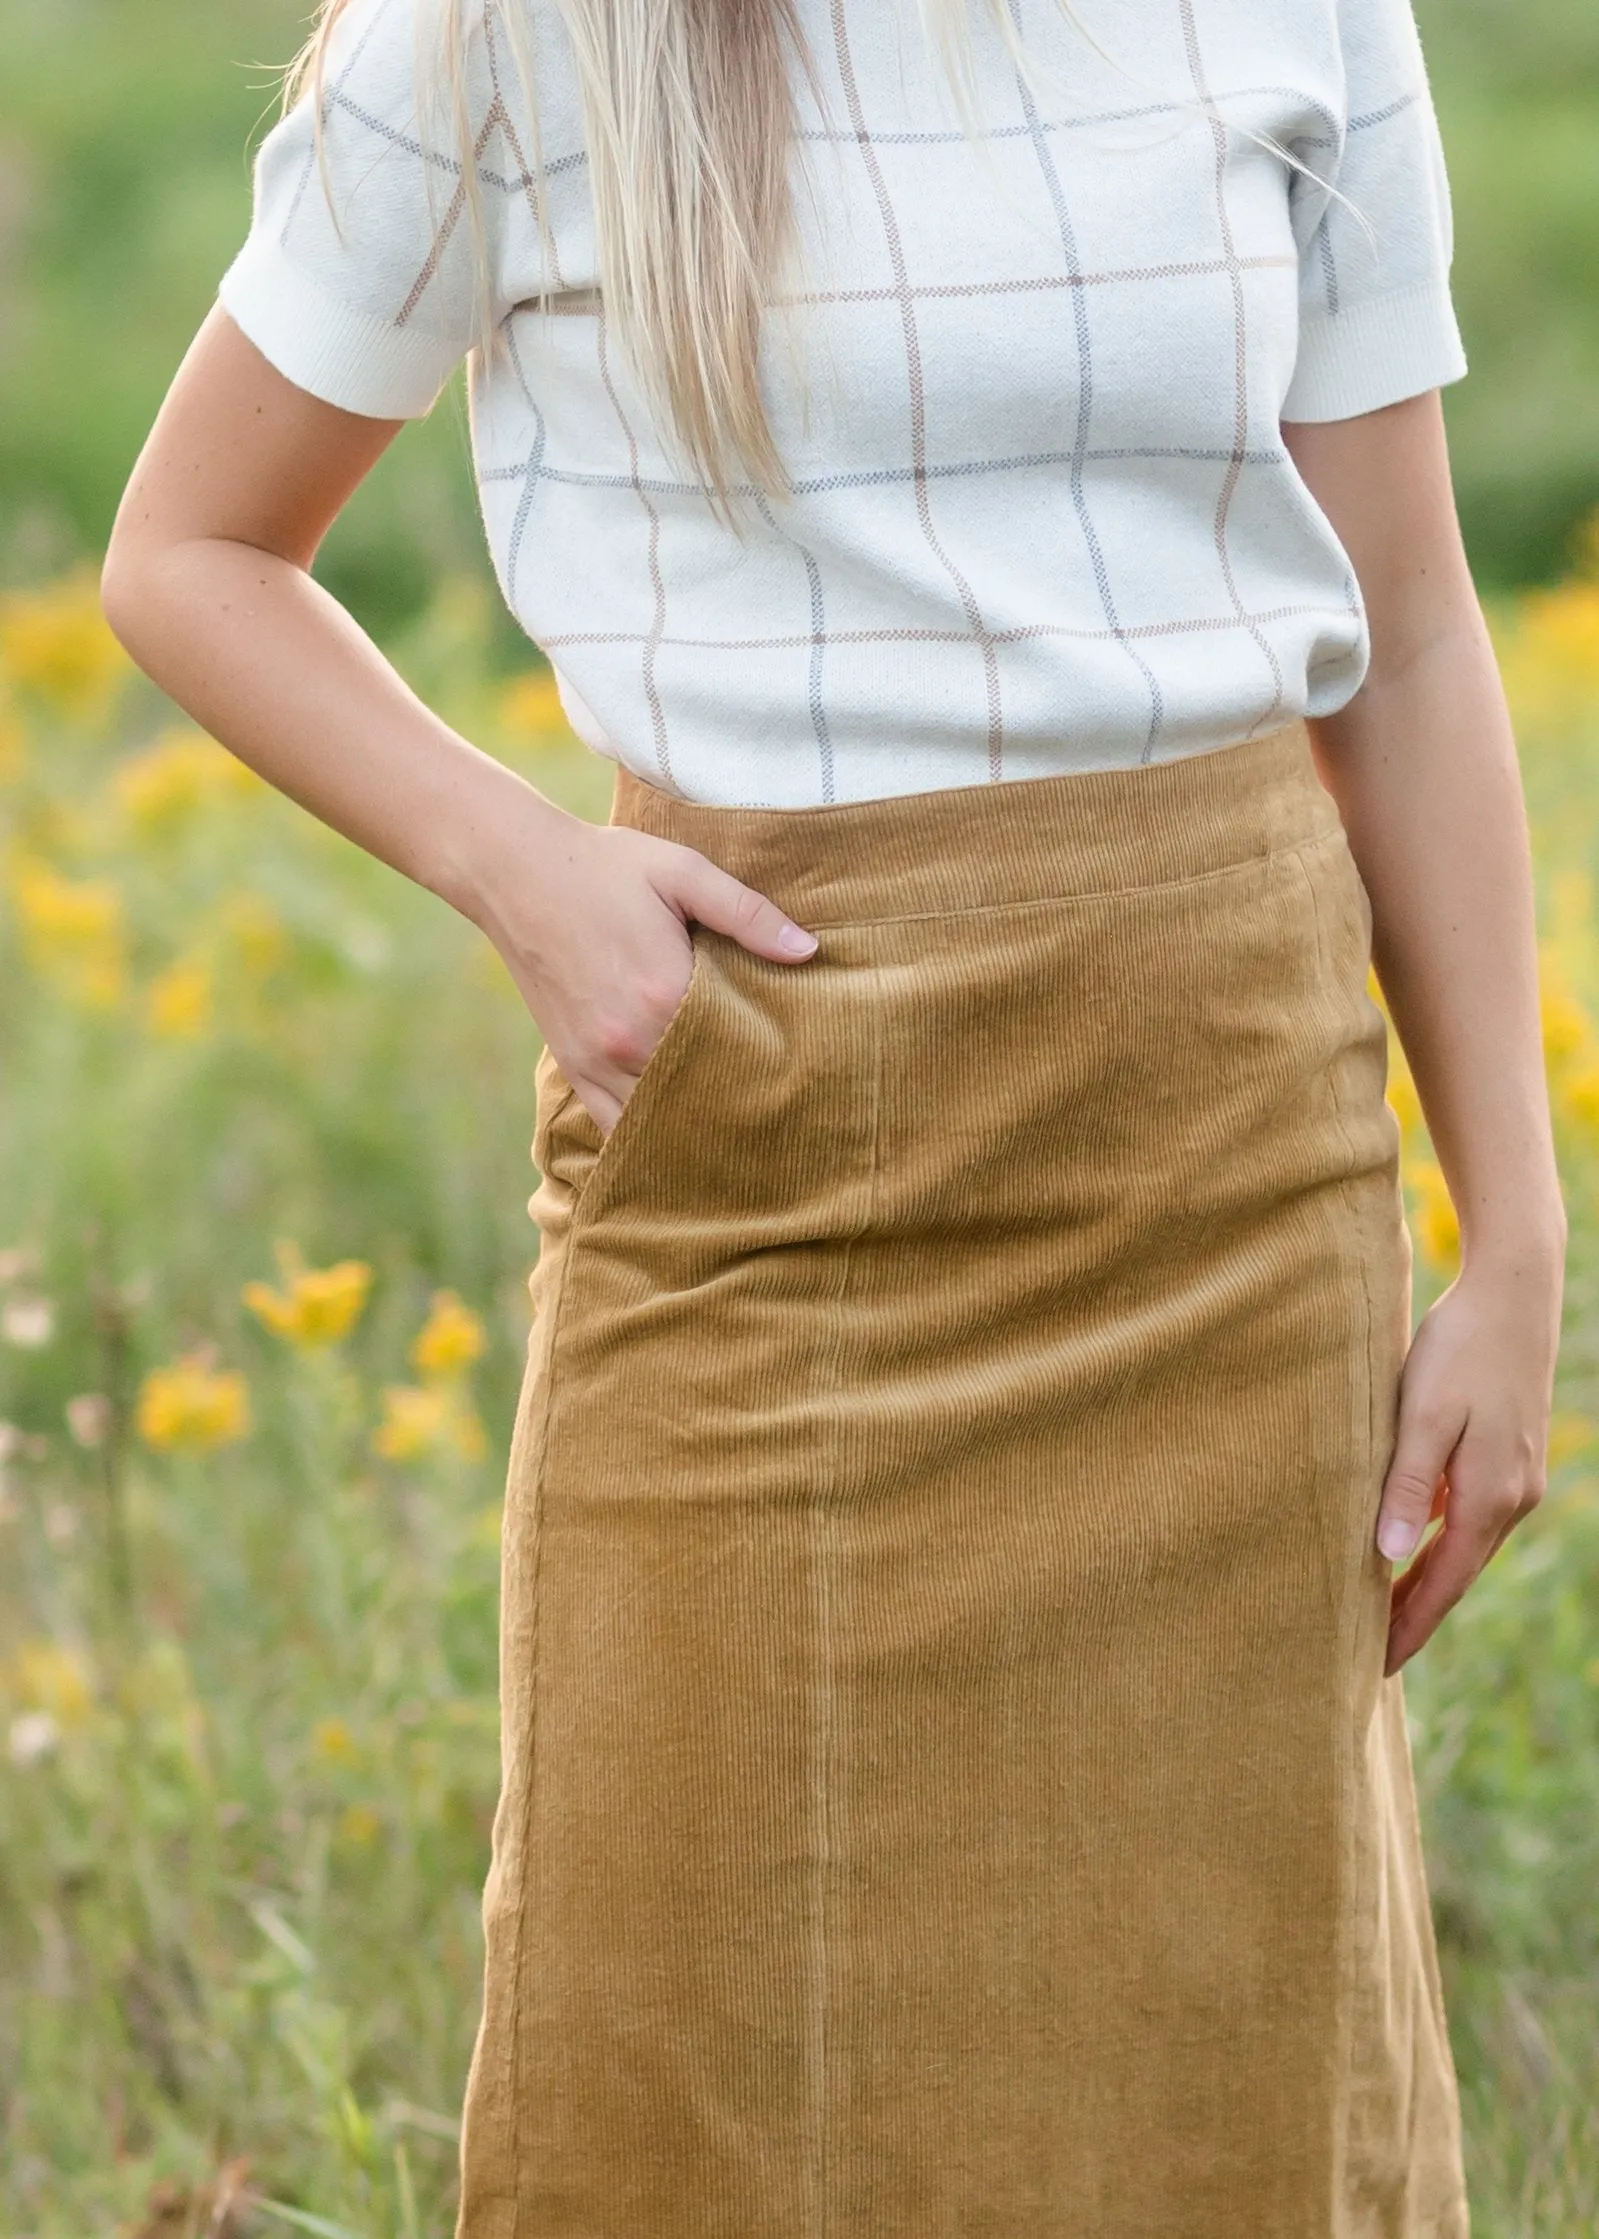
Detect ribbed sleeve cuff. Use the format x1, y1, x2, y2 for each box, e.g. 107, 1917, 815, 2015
1281, 276, 1469, 422
216, 232, 462, 420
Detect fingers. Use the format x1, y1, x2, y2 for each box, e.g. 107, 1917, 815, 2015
568, 1072, 626, 1138
1376, 1386, 1465, 1562
569, 950, 700, 1137
1382, 1446, 1546, 1676
664, 851, 818, 963
1384, 1510, 1491, 1676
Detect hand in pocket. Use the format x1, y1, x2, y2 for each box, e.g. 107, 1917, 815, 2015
478, 802, 819, 1137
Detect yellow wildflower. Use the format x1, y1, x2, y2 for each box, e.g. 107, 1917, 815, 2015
113, 727, 263, 838
1518, 581, 1599, 684
373, 1381, 486, 1462
136, 1350, 252, 1453
498, 669, 571, 740
1539, 958, 1593, 1069
0, 569, 131, 723
242, 1239, 372, 1349
1561, 1061, 1599, 1136
145, 953, 213, 1040
336, 1802, 383, 1849
372, 1383, 451, 1460
1385, 1059, 1424, 1144
311, 1716, 360, 1767
12, 1641, 93, 1730
8, 852, 126, 1006
1405, 1158, 1460, 1272
411, 1289, 488, 1380
1497, 586, 1599, 732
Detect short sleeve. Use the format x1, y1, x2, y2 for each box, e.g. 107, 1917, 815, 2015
217, 0, 523, 419
1280, 0, 1468, 422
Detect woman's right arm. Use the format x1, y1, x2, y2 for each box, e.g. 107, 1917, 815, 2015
101, 305, 818, 1132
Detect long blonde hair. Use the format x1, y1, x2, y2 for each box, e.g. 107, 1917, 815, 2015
283, 0, 1357, 515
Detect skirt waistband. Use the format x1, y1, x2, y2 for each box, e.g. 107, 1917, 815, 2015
608, 720, 1344, 925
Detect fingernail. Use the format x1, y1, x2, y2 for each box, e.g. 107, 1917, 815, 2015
1378, 1516, 1421, 1561
779, 922, 818, 955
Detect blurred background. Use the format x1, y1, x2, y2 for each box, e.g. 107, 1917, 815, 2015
0, 2, 1596, 2235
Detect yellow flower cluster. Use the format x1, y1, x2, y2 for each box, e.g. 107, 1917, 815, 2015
498, 667, 573, 744
136, 1348, 252, 1453
311, 1714, 360, 1767
7, 851, 126, 1006
1386, 1041, 1459, 1275
9, 1640, 95, 1729
233, 1243, 491, 1463
1387, 913, 1599, 1281
373, 1288, 490, 1463
242, 1238, 373, 1350
0, 576, 293, 1036
410, 1288, 488, 1378
0, 569, 131, 725
1492, 507, 1599, 733
112, 727, 264, 838
1406, 1157, 1461, 1272
145, 954, 213, 1040
1538, 932, 1599, 1155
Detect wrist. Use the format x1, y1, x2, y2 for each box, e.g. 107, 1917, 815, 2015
427, 761, 577, 943
1458, 1199, 1568, 1284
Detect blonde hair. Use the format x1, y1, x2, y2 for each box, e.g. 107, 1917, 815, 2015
284, 0, 1359, 518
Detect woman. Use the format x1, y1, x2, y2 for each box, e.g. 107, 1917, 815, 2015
102, 0, 1564, 2229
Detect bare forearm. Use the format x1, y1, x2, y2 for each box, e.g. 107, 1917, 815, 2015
1308, 605, 1564, 1271
101, 536, 562, 935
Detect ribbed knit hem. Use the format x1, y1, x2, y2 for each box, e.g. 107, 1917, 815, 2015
1281, 276, 1469, 422
216, 233, 459, 420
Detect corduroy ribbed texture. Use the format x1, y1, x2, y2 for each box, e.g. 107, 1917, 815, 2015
456, 719, 1469, 2237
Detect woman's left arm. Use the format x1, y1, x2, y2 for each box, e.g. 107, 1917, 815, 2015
1283, 389, 1567, 1677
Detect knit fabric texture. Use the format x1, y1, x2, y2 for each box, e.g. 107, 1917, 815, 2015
454, 719, 1468, 2234
219, 0, 1469, 804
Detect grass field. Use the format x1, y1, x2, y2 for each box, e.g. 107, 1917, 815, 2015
1, 544, 1598, 2234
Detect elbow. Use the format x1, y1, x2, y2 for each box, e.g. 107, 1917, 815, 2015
98, 559, 133, 660
99, 531, 143, 659
99, 516, 171, 670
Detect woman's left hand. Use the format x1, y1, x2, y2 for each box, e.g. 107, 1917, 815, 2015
1375, 1245, 1565, 1676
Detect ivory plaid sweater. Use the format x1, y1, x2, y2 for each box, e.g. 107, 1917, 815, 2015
218, 0, 1468, 806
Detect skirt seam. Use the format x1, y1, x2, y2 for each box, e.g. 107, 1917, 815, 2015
505, 1210, 590, 2239
807, 925, 886, 2238
1289, 836, 1391, 2220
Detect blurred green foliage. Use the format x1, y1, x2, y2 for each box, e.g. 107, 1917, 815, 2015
1416, 0, 1599, 587
0, 0, 493, 648
0, 0, 1595, 637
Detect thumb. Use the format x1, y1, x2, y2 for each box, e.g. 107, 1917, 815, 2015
1376, 1397, 1464, 1562
665, 850, 819, 963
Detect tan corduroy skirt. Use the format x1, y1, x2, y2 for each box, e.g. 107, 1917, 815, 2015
455, 717, 1469, 2239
